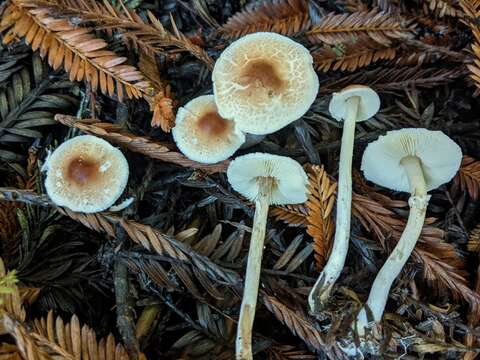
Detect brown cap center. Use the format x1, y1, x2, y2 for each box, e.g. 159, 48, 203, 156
197, 112, 231, 136
239, 60, 284, 92
66, 157, 99, 185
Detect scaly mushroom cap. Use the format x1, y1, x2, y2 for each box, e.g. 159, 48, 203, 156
227, 153, 308, 205
361, 128, 462, 192
172, 95, 245, 163
213, 32, 319, 135
45, 135, 129, 213
329, 85, 380, 122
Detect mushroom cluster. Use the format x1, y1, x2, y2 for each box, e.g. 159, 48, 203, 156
166, 31, 464, 358
170, 32, 318, 359
172, 32, 319, 164
42, 33, 462, 359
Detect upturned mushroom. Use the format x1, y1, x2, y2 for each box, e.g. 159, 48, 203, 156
308, 85, 380, 313
172, 95, 245, 163
355, 128, 462, 332
44, 135, 129, 213
213, 32, 319, 135
227, 153, 308, 360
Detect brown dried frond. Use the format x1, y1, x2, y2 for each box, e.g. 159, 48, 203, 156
32, 311, 129, 360
459, 0, 480, 17
55, 114, 228, 173
0, 0, 154, 102
319, 66, 466, 93
465, 30, 480, 92
262, 295, 346, 358
424, 0, 464, 17
414, 246, 480, 315
220, 0, 311, 38
2, 314, 51, 360
458, 1, 480, 92
305, 165, 336, 269
267, 345, 316, 360
313, 41, 397, 72
468, 224, 480, 252
395, 49, 442, 66
270, 204, 309, 226
453, 156, 480, 200
19, 287, 41, 306
262, 295, 326, 352
0, 343, 22, 360
306, 10, 415, 46
128, 225, 229, 300
34, 0, 214, 69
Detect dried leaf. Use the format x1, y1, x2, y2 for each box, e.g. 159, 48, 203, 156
220, 0, 311, 38
305, 165, 336, 269
307, 10, 415, 46
1, 1, 154, 102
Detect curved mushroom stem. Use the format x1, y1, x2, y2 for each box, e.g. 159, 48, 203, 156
356, 156, 429, 334
236, 179, 272, 360
308, 96, 360, 314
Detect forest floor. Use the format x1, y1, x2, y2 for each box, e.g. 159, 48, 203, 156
1, 0, 480, 359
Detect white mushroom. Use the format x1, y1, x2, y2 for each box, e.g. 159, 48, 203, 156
308, 85, 380, 314
227, 153, 308, 360
213, 32, 319, 135
44, 135, 129, 213
172, 95, 245, 164
356, 128, 462, 333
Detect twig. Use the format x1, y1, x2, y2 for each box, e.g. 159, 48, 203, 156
444, 188, 469, 236
403, 39, 467, 61
114, 226, 141, 359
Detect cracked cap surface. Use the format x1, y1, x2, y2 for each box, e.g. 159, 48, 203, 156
45, 135, 129, 213
213, 32, 319, 135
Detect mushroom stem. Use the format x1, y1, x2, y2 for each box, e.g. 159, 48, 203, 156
356, 155, 429, 332
236, 179, 272, 360
308, 96, 360, 314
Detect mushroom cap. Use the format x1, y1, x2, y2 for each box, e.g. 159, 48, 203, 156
227, 152, 308, 205
172, 95, 245, 164
361, 128, 462, 192
213, 32, 319, 135
45, 135, 129, 213
329, 85, 380, 122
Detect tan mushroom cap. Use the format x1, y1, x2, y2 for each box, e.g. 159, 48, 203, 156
361, 128, 462, 192
227, 152, 308, 205
329, 85, 380, 122
45, 135, 129, 213
213, 32, 319, 135
172, 95, 245, 163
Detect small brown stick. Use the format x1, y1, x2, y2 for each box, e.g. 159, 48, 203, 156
114, 226, 141, 359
